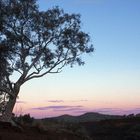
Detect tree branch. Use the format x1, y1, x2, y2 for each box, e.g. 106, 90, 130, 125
49, 61, 67, 73
25, 37, 54, 75
23, 55, 72, 82
5, 75, 13, 92
24, 47, 71, 82
9, 59, 23, 75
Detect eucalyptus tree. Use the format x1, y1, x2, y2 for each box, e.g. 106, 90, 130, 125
0, 0, 94, 122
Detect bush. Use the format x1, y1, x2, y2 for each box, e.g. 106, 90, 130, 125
16, 114, 34, 125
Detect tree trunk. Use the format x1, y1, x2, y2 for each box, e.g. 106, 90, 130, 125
0, 95, 17, 122
0, 82, 21, 122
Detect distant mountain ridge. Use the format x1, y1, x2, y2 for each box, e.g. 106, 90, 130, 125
42, 112, 122, 123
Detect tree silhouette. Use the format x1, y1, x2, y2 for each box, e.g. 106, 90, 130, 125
0, 0, 94, 121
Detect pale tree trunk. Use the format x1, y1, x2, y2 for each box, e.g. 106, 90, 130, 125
0, 76, 23, 122
0, 95, 17, 122
0, 83, 20, 122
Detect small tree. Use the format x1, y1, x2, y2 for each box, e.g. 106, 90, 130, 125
0, 0, 94, 122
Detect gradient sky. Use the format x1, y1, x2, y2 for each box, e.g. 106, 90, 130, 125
14, 0, 140, 118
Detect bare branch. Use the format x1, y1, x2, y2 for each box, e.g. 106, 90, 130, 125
26, 64, 41, 79
14, 68, 23, 75
23, 55, 72, 82
49, 61, 67, 73
24, 47, 71, 82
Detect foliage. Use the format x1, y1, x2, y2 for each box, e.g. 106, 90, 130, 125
0, 0, 93, 93
0, 0, 93, 118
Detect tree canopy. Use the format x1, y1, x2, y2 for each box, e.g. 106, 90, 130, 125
0, 0, 94, 121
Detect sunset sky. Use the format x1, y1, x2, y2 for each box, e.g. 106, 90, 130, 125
14, 0, 140, 118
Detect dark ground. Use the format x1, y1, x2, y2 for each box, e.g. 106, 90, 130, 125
1, 117, 140, 140
81, 117, 140, 140
0, 121, 87, 140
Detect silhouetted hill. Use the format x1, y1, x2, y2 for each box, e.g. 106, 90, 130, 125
42, 112, 122, 123
78, 112, 121, 122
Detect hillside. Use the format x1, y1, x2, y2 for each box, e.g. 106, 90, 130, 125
81, 117, 140, 140
42, 112, 122, 123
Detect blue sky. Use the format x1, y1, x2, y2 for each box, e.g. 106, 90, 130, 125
15, 0, 140, 118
